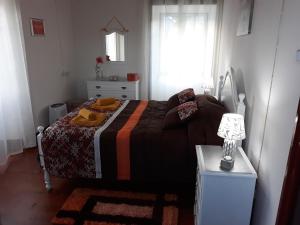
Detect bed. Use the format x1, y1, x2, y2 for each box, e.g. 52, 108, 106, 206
37, 68, 246, 191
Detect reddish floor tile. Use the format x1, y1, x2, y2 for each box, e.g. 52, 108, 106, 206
0, 149, 194, 225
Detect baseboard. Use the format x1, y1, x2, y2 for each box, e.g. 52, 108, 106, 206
0, 149, 36, 174
0, 157, 11, 174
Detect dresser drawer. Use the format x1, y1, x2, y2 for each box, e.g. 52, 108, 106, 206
87, 81, 137, 92
88, 90, 136, 100
87, 80, 139, 100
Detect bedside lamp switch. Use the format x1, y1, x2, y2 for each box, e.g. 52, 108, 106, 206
297, 50, 300, 62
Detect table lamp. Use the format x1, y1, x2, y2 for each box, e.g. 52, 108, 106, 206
217, 113, 246, 170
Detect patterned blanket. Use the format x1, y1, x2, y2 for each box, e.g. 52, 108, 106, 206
42, 99, 128, 178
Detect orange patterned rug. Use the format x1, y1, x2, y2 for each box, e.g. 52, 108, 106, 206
52, 188, 179, 225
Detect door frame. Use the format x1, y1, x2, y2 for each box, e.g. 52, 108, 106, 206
276, 99, 300, 225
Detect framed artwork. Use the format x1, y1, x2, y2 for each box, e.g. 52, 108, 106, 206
30, 18, 45, 36
236, 0, 254, 36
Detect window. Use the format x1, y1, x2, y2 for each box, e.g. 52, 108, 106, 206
151, 4, 218, 100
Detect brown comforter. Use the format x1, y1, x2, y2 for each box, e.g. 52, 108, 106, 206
42, 98, 226, 183
100, 100, 192, 182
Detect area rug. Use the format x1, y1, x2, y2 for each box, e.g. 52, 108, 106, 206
52, 188, 179, 225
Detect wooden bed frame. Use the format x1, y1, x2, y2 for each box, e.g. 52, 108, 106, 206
37, 67, 246, 191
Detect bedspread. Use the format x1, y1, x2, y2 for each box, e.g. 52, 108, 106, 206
42, 98, 225, 182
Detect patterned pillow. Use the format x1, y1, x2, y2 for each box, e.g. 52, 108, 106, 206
167, 88, 195, 111
177, 101, 198, 120
163, 101, 198, 129
178, 88, 195, 104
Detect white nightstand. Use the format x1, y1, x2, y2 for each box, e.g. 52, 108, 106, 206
87, 80, 139, 100
194, 145, 257, 225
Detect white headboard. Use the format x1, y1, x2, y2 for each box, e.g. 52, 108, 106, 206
218, 67, 246, 118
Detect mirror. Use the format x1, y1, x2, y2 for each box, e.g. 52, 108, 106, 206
105, 32, 125, 62
102, 16, 128, 62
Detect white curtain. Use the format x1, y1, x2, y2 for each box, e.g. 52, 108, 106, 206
0, 0, 35, 167
151, 0, 220, 100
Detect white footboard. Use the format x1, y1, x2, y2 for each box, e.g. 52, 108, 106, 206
37, 126, 52, 191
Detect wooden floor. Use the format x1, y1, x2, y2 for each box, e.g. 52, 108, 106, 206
0, 149, 194, 225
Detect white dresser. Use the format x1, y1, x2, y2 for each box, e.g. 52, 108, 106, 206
195, 145, 257, 225
87, 80, 139, 100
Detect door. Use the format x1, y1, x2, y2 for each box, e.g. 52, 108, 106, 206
276, 99, 300, 225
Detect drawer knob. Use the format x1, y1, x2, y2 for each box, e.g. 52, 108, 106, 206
96, 94, 102, 97
122, 95, 127, 98
96, 86, 101, 89
121, 87, 127, 90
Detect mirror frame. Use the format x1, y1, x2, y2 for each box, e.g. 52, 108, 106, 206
103, 29, 127, 63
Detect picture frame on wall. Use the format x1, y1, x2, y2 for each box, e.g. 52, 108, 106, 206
236, 0, 254, 36
30, 18, 45, 36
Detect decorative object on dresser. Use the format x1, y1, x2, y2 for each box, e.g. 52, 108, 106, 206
108, 75, 119, 81
127, 73, 139, 81
95, 56, 104, 80
87, 80, 139, 100
217, 113, 246, 170
195, 145, 257, 225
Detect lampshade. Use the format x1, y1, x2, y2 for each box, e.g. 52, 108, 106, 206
217, 113, 246, 141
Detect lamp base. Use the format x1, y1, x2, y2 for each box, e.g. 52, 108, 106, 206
220, 158, 234, 171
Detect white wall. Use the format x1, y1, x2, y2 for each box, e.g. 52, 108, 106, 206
20, 0, 74, 127
221, 0, 284, 166
220, 0, 300, 224
252, 0, 300, 224
71, 0, 147, 99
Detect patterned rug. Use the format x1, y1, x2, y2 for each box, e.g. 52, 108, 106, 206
52, 188, 179, 225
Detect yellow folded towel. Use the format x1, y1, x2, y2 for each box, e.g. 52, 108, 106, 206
70, 112, 106, 127
96, 98, 116, 106
90, 101, 121, 111
79, 108, 96, 120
